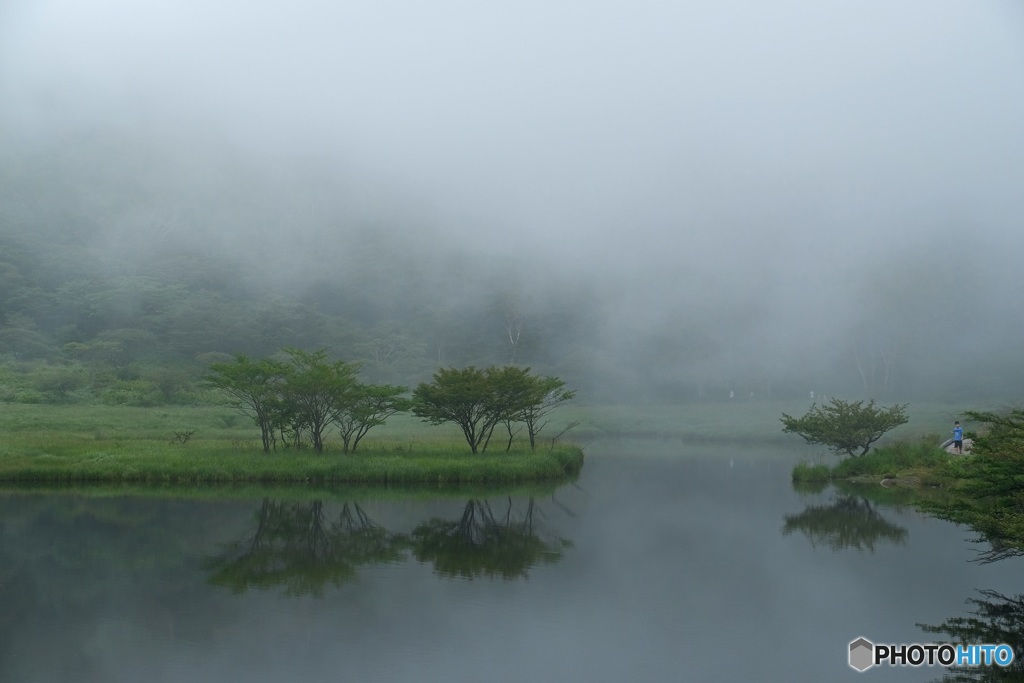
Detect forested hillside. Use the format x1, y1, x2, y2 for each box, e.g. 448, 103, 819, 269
1, 124, 1021, 406
0, 126, 606, 405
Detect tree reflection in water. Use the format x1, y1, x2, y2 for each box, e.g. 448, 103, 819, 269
204, 500, 403, 596
782, 495, 908, 551
918, 589, 1024, 682
949, 521, 1024, 566
410, 498, 570, 579
205, 497, 570, 595
916, 504, 1024, 682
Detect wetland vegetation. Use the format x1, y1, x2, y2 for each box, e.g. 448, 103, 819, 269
790, 408, 1024, 564
0, 402, 584, 485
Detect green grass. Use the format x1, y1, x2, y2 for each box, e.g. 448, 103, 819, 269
0, 398, 983, 442
0, 404, 583, 484
0, 478, 570, 502
0, 434, 582, 485
561, 399, 981, 443
790, 437, 961, 489
791, 462, 831, 482
831, 439, 950, 479
0, 399, 991, 486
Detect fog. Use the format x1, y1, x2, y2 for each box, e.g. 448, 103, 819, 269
2, 0, 1023, 401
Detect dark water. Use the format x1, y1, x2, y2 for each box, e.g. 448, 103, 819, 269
1, 439, 1020, 682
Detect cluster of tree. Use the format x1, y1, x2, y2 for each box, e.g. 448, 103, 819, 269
412, 366, 575, 453
0, 219, 595, 403
206, 349, 575, 454
205, 349, 408, 453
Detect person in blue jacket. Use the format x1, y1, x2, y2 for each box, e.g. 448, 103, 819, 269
953, 421, 964, 454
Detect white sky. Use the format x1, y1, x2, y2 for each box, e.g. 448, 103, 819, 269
4, 1, 1022, 251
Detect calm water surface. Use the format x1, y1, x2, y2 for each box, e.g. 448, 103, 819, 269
1, 439, 1020, 682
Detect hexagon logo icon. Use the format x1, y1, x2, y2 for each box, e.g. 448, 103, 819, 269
849, 637, 875, 672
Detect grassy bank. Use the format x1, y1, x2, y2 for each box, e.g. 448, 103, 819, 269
0, 437, 583, 485
0, 399, 983, 485
0, 404, 583, 484
564, 399, 977, 443
791, 432, 1024, 562
0, 398, 979, 440
791, 438, 964, 487
0, 477, 571, 502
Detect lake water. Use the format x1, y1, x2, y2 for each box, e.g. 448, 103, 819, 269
1, 439, 1020, 682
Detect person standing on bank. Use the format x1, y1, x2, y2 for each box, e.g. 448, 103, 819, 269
953, 421, 964, 454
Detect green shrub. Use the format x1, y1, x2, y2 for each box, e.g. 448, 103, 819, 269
101, 388, 160, 407
792, 462, 831, 482
936, 457, 970, 480
832, 439, 947, 478
14, 390, 45, 404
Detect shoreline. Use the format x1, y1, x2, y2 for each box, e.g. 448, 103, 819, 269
0, 442, 585, 485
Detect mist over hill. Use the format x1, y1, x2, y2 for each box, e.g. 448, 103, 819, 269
2, 0, 1023, 404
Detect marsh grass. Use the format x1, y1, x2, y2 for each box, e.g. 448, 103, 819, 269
0, 434, 582, 484
0, 400, 980, 486
831, 439, 949, 479
1, 399, 974, 440
561, 399, 975, 444
790, 437, 959, 488
791, 462, 831, 482
0, 404, 583, 484
0, 475, 569, 503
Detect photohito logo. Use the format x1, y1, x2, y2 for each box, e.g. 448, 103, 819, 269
848, 637, 1015, 672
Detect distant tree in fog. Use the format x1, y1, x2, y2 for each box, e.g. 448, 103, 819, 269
520, 375, 576, 450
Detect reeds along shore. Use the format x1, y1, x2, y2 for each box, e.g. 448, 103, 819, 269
0, 404, 584, 483
0, 438, 584, 485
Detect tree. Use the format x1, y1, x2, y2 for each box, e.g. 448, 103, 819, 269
333, 383, 411, 454
920, 409, 1024, 564
412, 367, 500, 453
504, 303, 523, 365
520, 375, 576, 450
94, 328, 158, 367
487, 365, 536, 451
780, 398, 908, 457
207, 348, 405, 454
281, 348, 360, 454
205, 354, 290, 452
413, 366, 576, 453
413, 366, 530, 453
33, 366, 87, 402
